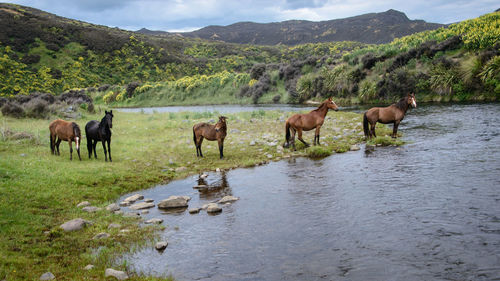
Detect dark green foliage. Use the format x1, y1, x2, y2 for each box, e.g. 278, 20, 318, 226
272, 94, 281, 103
1, 101, 25, 118
126, 81, 141, 98
20, 54, 40, 64
24, 97, 50, 118
250, 63, 266, 80
377, 68, 416, 99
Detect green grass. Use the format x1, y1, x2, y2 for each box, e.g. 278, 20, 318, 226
0, 108, 397, 280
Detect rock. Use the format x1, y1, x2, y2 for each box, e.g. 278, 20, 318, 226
93, 232, 110, 239
123, 212, 140, 218
144, 198, 154, 203
230, 128, 240, 133
200, 173, 208, 179
188, 208, 201, 214
119, 201, 131, 207
114, 210, 123, 215
217, 196, 239, 204
108, 223, 121, 229
106, 203, 120, 212
82, 206, 101, 213
40, 272, 55, 280
267, 154, 273, 159
193, 184, 208, 189
350, 144, 360, 151
129, 202, 155, 210
84, 264, 94, 270
141, 210, 149, 215
158, 196, 189, 209
105, 268, 129, 280
181, 196, 191, 201
60, 218, 91, 232
77, 201, 90, 208
249, 140, 256, 146
155, 241, 168, 251
175, 166, 187, 172
215, 168, 221, 172
206, 203, 222, 214
123, 194, 143, 203
145, 218, 163, 224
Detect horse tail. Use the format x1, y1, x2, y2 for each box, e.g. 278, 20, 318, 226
192, 126, 197, 145
285, 121, 291, 143
363, 112, 369, 138
72, 123, 81, 150
50, 131, 54, 153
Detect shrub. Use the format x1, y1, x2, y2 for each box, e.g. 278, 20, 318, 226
272, 95, 281, 103
307, 146, 332, 158
98, 84, 111, 92
103, 91, 118, 104
250, 63, 266, 80
1, 102, 25, 118
25, 98, 50, 119
126, 81, 141, 98
21, 54, 41, 65
0, 97, 7, 108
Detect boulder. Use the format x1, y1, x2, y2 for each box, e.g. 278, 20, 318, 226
129, 202, 155, 210
122, 212, 140, 218
60, 218, 91, 232
106, 203, 120, 212
105, 268, 129, 280
40, 272, 55, 280
123, 194, 143, 203
350, 144, 361, 151
155, 241, 168, 251
145, 218, 163, 224
188, 208, 201, 214
158, 196, 189, 209
144, 198, 154, 203
76, 201, 90, 208
217, 196, 239, 204
93, 232, 110, 239
206, 203, 222, 214
119, 201, 131, 207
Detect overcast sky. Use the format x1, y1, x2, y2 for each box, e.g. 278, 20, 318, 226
4, 0, 498, 32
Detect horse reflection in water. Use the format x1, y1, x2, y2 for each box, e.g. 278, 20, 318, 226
194, 172, 233, 201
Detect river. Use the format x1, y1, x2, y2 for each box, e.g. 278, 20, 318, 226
118, 103, 500, 281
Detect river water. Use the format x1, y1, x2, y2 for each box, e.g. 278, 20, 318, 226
118, 103, 500, 281
115, 104, 316, 114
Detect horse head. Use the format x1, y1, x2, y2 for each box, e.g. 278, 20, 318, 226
408, 93, 417, 108
215, 116, 227, 132
326, 98, 339, 111
104, 110, 114, 129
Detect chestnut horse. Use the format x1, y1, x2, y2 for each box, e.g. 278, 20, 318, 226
193, 116, 227, 159
363, 93, 417, 139
85, 110, 113, 162
283, 97, 339, 150
49, 119, 81, 160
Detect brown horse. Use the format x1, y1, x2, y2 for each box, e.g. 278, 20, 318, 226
49, 119, 81, 160
284, 97, 339, 150
363, 93, 417, 139
193, 116, 227, 159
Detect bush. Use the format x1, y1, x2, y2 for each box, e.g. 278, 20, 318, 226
272, 95, 281, 103
250, 63, 266, 80
307, 146, 332, 158
25, 98, 50, 118
21, 54, 41, 65
126, 81, 141, 98
1, 102, 25, 118
98, 84, 111, 92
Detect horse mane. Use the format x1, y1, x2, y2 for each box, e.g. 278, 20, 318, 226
312, 100, 328, 112
394, 96, 408, 111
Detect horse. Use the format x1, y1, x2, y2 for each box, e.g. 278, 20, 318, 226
85, 110, 113, 162
193, 116, 227, 159
363, 93, 417, 139
49, 119, 81, 161
283, 97, 339, 150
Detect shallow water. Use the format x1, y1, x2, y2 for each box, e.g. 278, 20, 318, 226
115, 104, 315, 114
118, 103, 500, 281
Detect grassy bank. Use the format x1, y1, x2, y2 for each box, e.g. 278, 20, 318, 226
0, 108, 397, 280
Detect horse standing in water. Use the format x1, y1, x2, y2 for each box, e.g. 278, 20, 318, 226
49, 119, 81, 161
363, 93, 417, 139
284, 97, 339, 150
85, 110, 113, 162
193, 116, 227, 159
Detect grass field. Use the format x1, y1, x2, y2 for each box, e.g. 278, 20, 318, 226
0, 107, 396, 280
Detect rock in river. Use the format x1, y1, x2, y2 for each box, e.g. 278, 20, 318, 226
158, 196, 189, 209
206, 203, 222, 214
129, 202, 155, 210
217, 196, 239, 204
123, 194, 144, 203
155, 241, 168, 251
145, 218, 163, 224
106, 203, 120, 212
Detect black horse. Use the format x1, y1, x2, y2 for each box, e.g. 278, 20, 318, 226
85, 110, 113, 162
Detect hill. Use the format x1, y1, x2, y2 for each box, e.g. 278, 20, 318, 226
138, 9, 444, 45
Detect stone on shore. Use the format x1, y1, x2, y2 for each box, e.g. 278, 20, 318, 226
82, 206, 101, 213
145, 218, 163, 224
158, 196, 189, 209
105, 268, 129, 280
144, 198, 154, 203
106, 203, 120, 212
40, 272, 55, 280
129, 202, 155, 210
155, 241, 168, 251
93, 232, 110, 239
108, 223, 121, 229
350, 144, 360, 151
217, 196, 239, 204
84, 264, 94, 270
188, 208, 201, 214
76, 201, 90, 208
123, 212, 140, 218
60, 218, 91, 232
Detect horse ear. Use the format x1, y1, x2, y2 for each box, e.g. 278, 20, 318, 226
105, 110, 108, 114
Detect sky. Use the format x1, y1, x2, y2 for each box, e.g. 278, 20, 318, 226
4, 0, 498, 32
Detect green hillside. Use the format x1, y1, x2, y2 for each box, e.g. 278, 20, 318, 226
0, 3, 499, 108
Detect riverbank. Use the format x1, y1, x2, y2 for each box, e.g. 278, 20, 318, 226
0, 108, 395, 280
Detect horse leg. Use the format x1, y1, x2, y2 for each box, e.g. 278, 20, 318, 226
50, 134, 55, 154
87, 139, 92, 159
291, 128, 297, 151
314, 126, 321, 145
370, 122, 377, 138
297, 129, 310, 147
392, 121, 400, 138
56, 139, 62, 155
102, 140, 108, 162
218, 138, 224, 159
198, 137, 204, 157
93, 140, 98, 159
107, 139, 112, 162
68, 140, 73, 161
